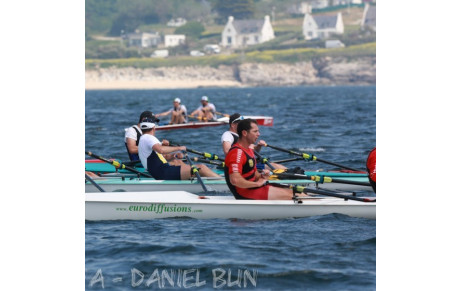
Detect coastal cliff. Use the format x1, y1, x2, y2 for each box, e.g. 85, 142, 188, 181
85, 56, 376, 89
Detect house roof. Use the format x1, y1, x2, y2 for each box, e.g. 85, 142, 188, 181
127, 32, 159, 39
364, 5, 376, 26
313, 15, 338, 29
232, 19, 264, 34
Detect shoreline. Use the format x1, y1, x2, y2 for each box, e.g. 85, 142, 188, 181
85, 79, 244, 90
85, 81, 375, 90
85, 59, 376, 90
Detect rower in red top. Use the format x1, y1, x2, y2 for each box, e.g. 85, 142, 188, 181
224, 118, 309, 200
366, 147, 376, 192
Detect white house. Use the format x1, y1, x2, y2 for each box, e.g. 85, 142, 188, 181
332, 0, 362, 5
361, 3, 376, 31
221, 15, 275, 49
310, 0, 329, 9
126, 32, 161, 48
287, 2, 312, 15
302, 12, 344, 40
164, 34, 186, 47
167, 17, 187, 27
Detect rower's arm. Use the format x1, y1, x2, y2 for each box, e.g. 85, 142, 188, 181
229, 172, 266, 188
126, 138, 138, 154
222, 141, 232, 155
156, 110, 171, 117
153, 144, 186, 155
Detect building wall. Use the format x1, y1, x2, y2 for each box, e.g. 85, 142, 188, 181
302, 13, 319, 40
303, 13, 344, 40
164, 35, 186, 47
221, 16, 275, 48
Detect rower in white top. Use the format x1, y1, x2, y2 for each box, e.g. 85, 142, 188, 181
190, 96, 217, 121
156, 98, 188, 124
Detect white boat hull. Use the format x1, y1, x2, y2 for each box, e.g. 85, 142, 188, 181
153, 115, 273, 131
85, 178, 372, 193
86, 192, 376, 220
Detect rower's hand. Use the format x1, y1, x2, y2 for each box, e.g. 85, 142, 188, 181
260, 169, 271, 179
257, 140, 267, 147
174, 152, 184, 159
162, 139, 170, 146
256, 178, 268, 187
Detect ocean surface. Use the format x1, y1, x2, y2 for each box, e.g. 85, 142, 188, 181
85, 86, 376, 290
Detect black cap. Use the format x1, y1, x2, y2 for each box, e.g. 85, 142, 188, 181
138, 111, 159, 123
229, 113, 242, 124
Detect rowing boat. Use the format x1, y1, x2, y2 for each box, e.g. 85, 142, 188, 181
154, 115, 273, 131
85, 175, 372, 193
85, 160, 368, 178
85, 191, 376, 220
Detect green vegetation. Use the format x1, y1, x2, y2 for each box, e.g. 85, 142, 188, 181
174, 22, 205, 39
213, 0, 256, 24
86, 42, 375, 69
85, 0, 376, 65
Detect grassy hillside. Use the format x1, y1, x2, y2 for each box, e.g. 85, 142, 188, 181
86, 42, 375, 69
86, 1, 375, 63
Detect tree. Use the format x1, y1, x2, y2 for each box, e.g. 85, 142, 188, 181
174, 22, 205, 39
108, 0, 161, 36
86, 0, 121, 34
213, 0, 255, 24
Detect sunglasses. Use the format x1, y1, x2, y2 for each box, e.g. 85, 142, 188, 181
231, 116, 244, 123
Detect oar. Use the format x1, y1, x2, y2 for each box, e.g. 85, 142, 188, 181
265, 144, 363, 172
183, 151, 210, 193
85, 151, 152, 178
85, 173, 105, 192
121, 160, 141, 167
253, 150, 275, 170
190, 157, 225, 168
270, 157, 306, 164
269, 182, 376, 202
170, 143, 225, 161
215, 111, 230, 117
269, 171, 372, 187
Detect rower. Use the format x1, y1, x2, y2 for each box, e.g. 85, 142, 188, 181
190, 96, 217, 121
124, 110, 183, 164
124, 111, 159, 161
221, 113, 286, 170
138, 116, 220, 180
366, 147, 376, 192
224, 118, 308, 200
156, 98, 188, 124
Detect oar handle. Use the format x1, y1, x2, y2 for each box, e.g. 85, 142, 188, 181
85, 151, 152, 178
266, 144, 363, 172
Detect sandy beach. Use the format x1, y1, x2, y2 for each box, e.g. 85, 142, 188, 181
85, 58, 375, 90
85, 79, 243, 90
